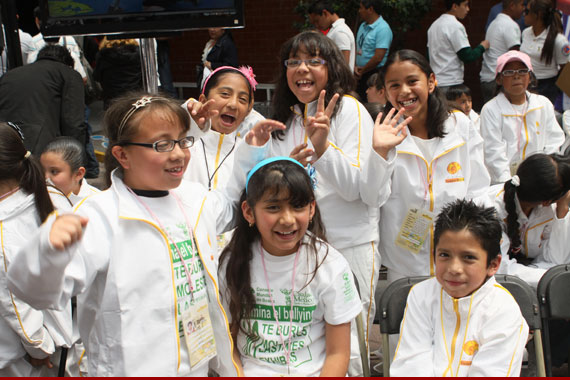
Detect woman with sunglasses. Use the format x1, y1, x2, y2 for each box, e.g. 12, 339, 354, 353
520, 0, 569, 107
480, 50, 565, 184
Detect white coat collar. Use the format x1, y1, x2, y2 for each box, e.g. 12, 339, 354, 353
0, 188, 34, 220
397, 114, 465, 161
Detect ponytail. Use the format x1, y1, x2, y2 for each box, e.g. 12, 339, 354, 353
0, 123, 54, 223
20, 155, 55, 222
530, 0, 564, 66
503, 180, 523, 261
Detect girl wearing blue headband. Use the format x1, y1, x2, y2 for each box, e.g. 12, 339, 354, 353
219, 157, 361, 376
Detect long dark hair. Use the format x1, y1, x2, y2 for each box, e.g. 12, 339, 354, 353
103, 92, 190, 188
382, 50, 450, 139
528, 0, 564, 66
503, 153, 570, 261
270, 31, 355, 139
219, 160, 327, 336
0, 122, 54, 222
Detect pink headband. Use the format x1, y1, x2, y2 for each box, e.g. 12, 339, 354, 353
201, 65, 258, 94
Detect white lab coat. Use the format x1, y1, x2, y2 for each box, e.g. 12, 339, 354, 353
485, 185, 569, 288
480, 91, 565, 184
7, 141, 269, 376
361, 112, 490, 277
391, 277, 528, 377
270, 95, 377, 250
0, 190, 73, 376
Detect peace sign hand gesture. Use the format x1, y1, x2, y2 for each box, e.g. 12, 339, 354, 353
372, 107, 411, 160
305, 90, 340, 158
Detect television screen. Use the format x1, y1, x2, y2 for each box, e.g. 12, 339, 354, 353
40, 0, 244, 37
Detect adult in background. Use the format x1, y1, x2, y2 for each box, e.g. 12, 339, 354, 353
197, 28, 238, 90
427, 0, 489, 93
521, 0, 570, 108
93, 37, 143, 110
308, 0, 356, 71
480, 0, 525, 104
354, 0, 392, 101
0, 44, 86, 156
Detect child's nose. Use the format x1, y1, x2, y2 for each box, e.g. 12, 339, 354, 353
448, 258, 463, 274
279, 209, 295, 225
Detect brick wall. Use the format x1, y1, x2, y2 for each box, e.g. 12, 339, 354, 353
169, 0, 502, 109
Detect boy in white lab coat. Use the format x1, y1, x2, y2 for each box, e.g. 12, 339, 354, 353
391, 199, 528, 377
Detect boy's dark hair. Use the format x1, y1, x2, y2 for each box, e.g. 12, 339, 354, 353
503, 0, 524, 8
361, 0, 382, 14
367, 70, 385, 90
270, 31, 355, 139
308, 0, 335, 15
219, 160, 327, 337
37, 44, 74, 68
445, 84, 471, 102
434, 199, 502, 266
503, 153, 570, 261
383, 49, 449, 139
445, 0, 468, 11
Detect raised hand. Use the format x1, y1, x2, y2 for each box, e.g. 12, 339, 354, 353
49, 214, 89, 251
305, 90, 340, 159
289, 143, 315, 167
186, 98, 219, 131
372, 107, 412, 160
245, 119, 286, 146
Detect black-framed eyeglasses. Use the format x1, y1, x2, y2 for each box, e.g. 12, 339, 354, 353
501, 69, 530, 77
284, 58, 327, 68
119, 136, 195, 152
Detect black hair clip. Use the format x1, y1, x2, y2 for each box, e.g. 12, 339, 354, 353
7, 121, 24, 141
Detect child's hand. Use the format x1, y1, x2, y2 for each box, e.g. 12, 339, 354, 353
49, 214, 89, 251
245, 119, 286, 146
555, 190, 570, 219
289, 143, 315, 167
305, 90, 339, 159
29, 356, 53, 369
186, 98, 219, 131
372, 107, 411, 160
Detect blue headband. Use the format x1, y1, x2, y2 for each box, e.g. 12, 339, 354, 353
245, 157, 305, 193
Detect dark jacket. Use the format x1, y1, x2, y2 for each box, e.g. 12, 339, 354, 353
93, 43, 143, 109
206, 32, 238, 69
0, 58, 86, 155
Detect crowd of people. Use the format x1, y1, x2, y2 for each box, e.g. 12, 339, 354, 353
1, 0, 570, 377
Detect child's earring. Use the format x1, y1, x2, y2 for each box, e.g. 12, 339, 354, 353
249, 222, 254, 227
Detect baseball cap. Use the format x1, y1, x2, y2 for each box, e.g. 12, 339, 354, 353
495, 51, 533, 76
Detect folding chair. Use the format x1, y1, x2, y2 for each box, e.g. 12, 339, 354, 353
494, 274, 546, 377
378, 276, 428, 377
537, 264, 570, 377
379, 275, 545, 377
351, 272, 371, 377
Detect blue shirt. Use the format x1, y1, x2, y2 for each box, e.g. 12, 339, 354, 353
356, 16, 393, 68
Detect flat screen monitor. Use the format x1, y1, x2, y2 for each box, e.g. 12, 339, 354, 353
39, 0, 244, 37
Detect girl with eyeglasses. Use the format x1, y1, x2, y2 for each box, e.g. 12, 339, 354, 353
480, 50, 564, 184
520, 0, 569, 107
6, 92, 284, 376
269, 30, 376, 376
